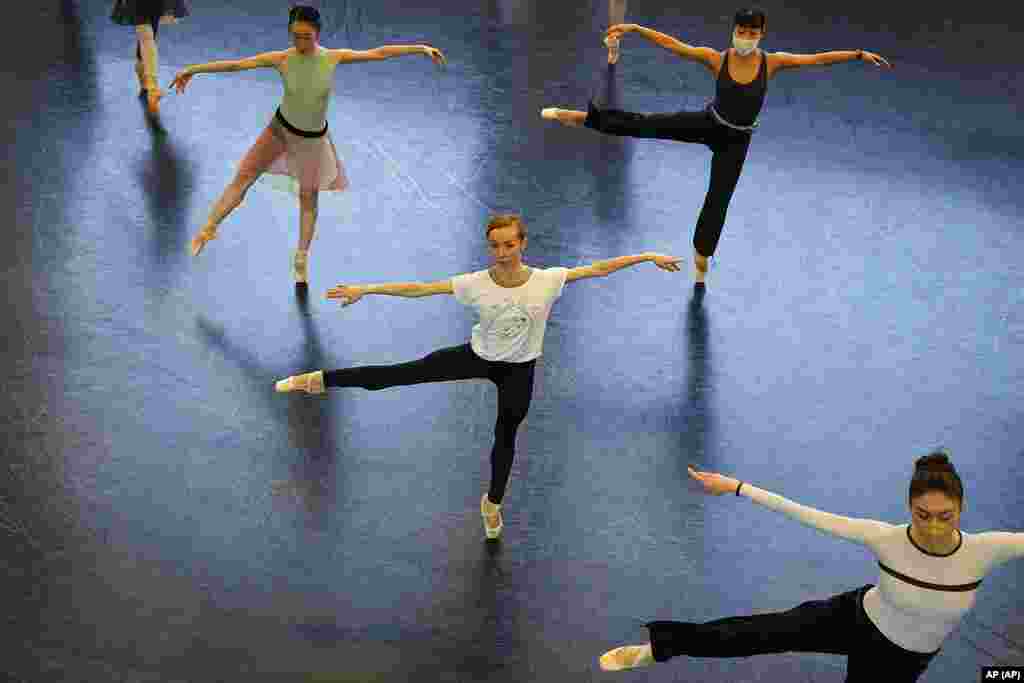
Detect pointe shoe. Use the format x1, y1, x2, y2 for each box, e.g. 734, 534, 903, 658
541, 107, 562, 121
293, 249, 308, 284
481, 493, 503, 540
275, 370, 325, 395
604, 35, 620, 64
599, 644, 655, 671
190, 226, 218, 257
142, 76, 162, 115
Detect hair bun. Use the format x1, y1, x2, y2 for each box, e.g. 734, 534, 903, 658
915, 450, 953, 472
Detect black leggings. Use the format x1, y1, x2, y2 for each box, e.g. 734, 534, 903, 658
584, 101, 752, 258
645, 585, 939, 682
324, 344, 536, 504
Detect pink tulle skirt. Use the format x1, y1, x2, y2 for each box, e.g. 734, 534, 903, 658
238, 114, 348, 196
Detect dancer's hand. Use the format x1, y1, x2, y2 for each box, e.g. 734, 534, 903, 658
326, 285, 365, 307
859, 51, 891, 68
422, 46, 447, 67
687, 465, 741, 496
651, 254, 683, 272
605, 23, 640, 42
170, 68, 194, 94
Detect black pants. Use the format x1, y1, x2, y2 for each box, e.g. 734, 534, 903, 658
645, 585, 939, 682
584, 101, 751, 258
324, 344, 536, 504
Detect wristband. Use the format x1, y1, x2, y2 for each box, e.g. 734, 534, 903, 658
735, 481, 744, 496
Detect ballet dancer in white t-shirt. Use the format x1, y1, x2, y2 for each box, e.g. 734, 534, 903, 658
599, 451, 1024, 681
275, 214, 681, 540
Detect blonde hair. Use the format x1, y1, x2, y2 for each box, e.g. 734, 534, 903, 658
485, 214, 527, 241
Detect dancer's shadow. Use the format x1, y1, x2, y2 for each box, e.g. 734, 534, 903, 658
678, 284, 713, 473
194, 295, 341, 527
137, 129, 194, 283
590, 62, 634, 225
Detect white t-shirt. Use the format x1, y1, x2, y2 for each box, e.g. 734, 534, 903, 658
741, 484, 1024, 653
451, 267, 569, 363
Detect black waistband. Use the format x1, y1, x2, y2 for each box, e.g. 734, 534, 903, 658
275, 108, 328, 138
878, 562, 982, 592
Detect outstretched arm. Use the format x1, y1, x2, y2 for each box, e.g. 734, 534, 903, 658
687, 466, 892, 547
171, 51, 285, 92
606, 24, 718, 72
326, 279, 453, 306
331, 45, 446, 66
976, 532, 1024, 571
771, 50, 891, 73
565, 253, 682, 282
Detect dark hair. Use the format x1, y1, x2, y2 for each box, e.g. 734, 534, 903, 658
909, 449, 964, 505
734, 8, 766, 31
486, 214, 527, 241
289, 5, 322, 31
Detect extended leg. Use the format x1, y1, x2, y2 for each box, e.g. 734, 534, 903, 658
192, 126, 286, 256
324, 344, 488, 391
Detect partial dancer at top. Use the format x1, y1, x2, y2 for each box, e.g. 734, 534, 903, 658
599, 451, 1024, 681
542, 8, 891, 286
275, 214, 681, 541
170, 6, 446, 286
110, 0, 190, 116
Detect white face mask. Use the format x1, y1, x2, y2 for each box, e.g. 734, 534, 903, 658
732, 33, 760, 56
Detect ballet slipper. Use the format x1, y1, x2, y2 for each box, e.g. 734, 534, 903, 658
275, 370, 325, 395
190, 226, 218, 257
481, 493, 503, 540
293, 249, 308, 284
142, 76, 162, 115
604, 35, 620, 65
541, 107, 561, 121
599, 644, 655, 671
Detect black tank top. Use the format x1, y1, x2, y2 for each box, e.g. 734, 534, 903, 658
712, 49, 768, 128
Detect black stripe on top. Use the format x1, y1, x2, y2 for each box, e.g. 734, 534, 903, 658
877, 562, 983, 592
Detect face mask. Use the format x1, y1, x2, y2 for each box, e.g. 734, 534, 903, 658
733, 34, 760, 56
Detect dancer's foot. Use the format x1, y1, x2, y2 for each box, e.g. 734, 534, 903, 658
540, 107, 585, 127
694, 252, 709, 284
293, 249, 308, 284
275, 370, 325, 394
604, 35, 620, 65
190, 226, 218, 257
481, 493, 503, 540
599, 644, 654, 671
142, 77, 162, 116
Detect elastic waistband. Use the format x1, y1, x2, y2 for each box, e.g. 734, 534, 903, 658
275, 108, 328, 138
706, 103, 758, 132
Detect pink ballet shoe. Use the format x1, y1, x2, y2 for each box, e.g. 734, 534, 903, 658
599, 644, 654, 671
190, 226, 217, 257
605, 35, 620, 64
481, 493, 503, 540
293, 249, 308, 284
275, 370, 325, 395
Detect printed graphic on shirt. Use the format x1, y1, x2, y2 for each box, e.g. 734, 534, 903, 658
482, 299, 534, 353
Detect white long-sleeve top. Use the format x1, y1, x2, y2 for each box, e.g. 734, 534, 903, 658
740, 484, 1024, 653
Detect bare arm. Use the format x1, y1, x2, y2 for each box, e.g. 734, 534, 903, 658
185, 51, 285, 75
771, 50, 891, 73
566, 253, 682, 282
609, 24, 718, 71
326, 280, 453, 306
977, 532, 1024, 571
331, 45, 446, 65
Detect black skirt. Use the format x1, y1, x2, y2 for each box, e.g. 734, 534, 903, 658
110, 0, 190, 26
